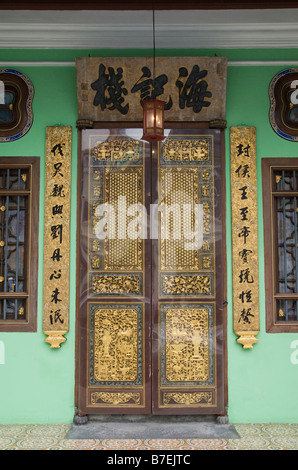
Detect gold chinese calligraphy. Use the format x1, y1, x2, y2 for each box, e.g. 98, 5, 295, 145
43, 126, 72, 348
230, 127, 259, 349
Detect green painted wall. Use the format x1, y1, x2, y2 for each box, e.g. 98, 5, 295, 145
0, 49, 297, 424
0, 63, 78, 423
226, 63, 298, 423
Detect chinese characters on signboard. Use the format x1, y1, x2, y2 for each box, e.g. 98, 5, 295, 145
43, 126, 72, 348
76, 57, 227, 122
230, 127, 259, 349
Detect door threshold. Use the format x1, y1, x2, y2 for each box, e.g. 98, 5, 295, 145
68, 413, 239, 439
87, 414, 220, 423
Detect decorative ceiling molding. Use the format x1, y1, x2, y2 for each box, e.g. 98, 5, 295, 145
2, 1, 298, 10
2, 61, 298, 68
1, 9, 298, 49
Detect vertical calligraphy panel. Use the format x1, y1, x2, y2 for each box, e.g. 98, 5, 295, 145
230, 127, 259, 349
43, 126, 72, 348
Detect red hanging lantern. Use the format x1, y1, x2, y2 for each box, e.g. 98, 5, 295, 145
141, 99, 165, 142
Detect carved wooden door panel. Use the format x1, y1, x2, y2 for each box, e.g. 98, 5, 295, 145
77, 126, 225, 416
151, 128, 225, 414
78, 128, 152, 414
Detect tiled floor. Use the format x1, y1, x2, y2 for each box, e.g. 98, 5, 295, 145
0, 423, 297, 450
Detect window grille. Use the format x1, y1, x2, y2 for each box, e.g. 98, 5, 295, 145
263, 159, 298, 332
0, 158, 39, 331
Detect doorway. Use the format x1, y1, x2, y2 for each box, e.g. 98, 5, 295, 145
76, 125, 226, 416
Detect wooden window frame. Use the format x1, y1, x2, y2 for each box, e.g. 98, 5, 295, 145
0, 157, 39, 332
262, 157, 298, 333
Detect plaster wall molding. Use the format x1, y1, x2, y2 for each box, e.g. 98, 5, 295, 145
1, 9, 298, 49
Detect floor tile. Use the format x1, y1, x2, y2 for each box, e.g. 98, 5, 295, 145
0, 423, 297, 450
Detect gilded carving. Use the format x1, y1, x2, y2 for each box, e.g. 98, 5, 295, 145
158, 135, 215, 306
92, 275, 141, 295
87, 134, 146, 313
92, 239, 100, 252
276, 174, 282, 184
103, 167, 144, 271
202, 257, 211, 268
203, 202, 211, 234
203, 240, 211, 251
94, 138, 140, 162
93, 169, 101, 180
163, 391, 213, 405
202, 185, 210, 196
164, 307, 210, 382
93, 307, 139, 382
44, 331, 68, 349
93, 185, 101, 197
162, 274, 211, 295
202, 169, 210, 180
230, 127, 259, 348
236, 332, 259, 349
159, 167, 200, 272
162, 138, 210, 162
91, 392, 140, 405
91, 256, 100, 269
43, 126, 72, 348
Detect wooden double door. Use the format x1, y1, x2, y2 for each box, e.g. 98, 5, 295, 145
77, 125, 226, 415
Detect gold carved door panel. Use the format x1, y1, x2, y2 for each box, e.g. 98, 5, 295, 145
151, 129, 224, 414
78, 128, 151, 414
77, 127, 225, 415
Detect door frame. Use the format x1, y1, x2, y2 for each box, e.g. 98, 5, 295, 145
74, 121, 228, 419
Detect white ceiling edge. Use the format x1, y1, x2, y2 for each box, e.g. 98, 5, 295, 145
1, 9, 298, 49
2, 60, 298, 67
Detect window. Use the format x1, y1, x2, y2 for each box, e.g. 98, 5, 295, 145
262, 158, 298, 332
0, 69, 34, 142
0, 158, 39, 332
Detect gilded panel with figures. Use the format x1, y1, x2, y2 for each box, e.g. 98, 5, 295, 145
159, 303, 215, 387
89, 303, 144, 386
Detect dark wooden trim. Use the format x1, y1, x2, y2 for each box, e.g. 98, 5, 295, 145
0, 156, 39, 333
272, 191, 298, 196
0, 293, 29, 298
0, 190, 31, 196
1, 1, 297, 10
262, 157, 298, 333
274, 293, 298, 299
219, 128, 228, 412
74, 129, 83, 413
